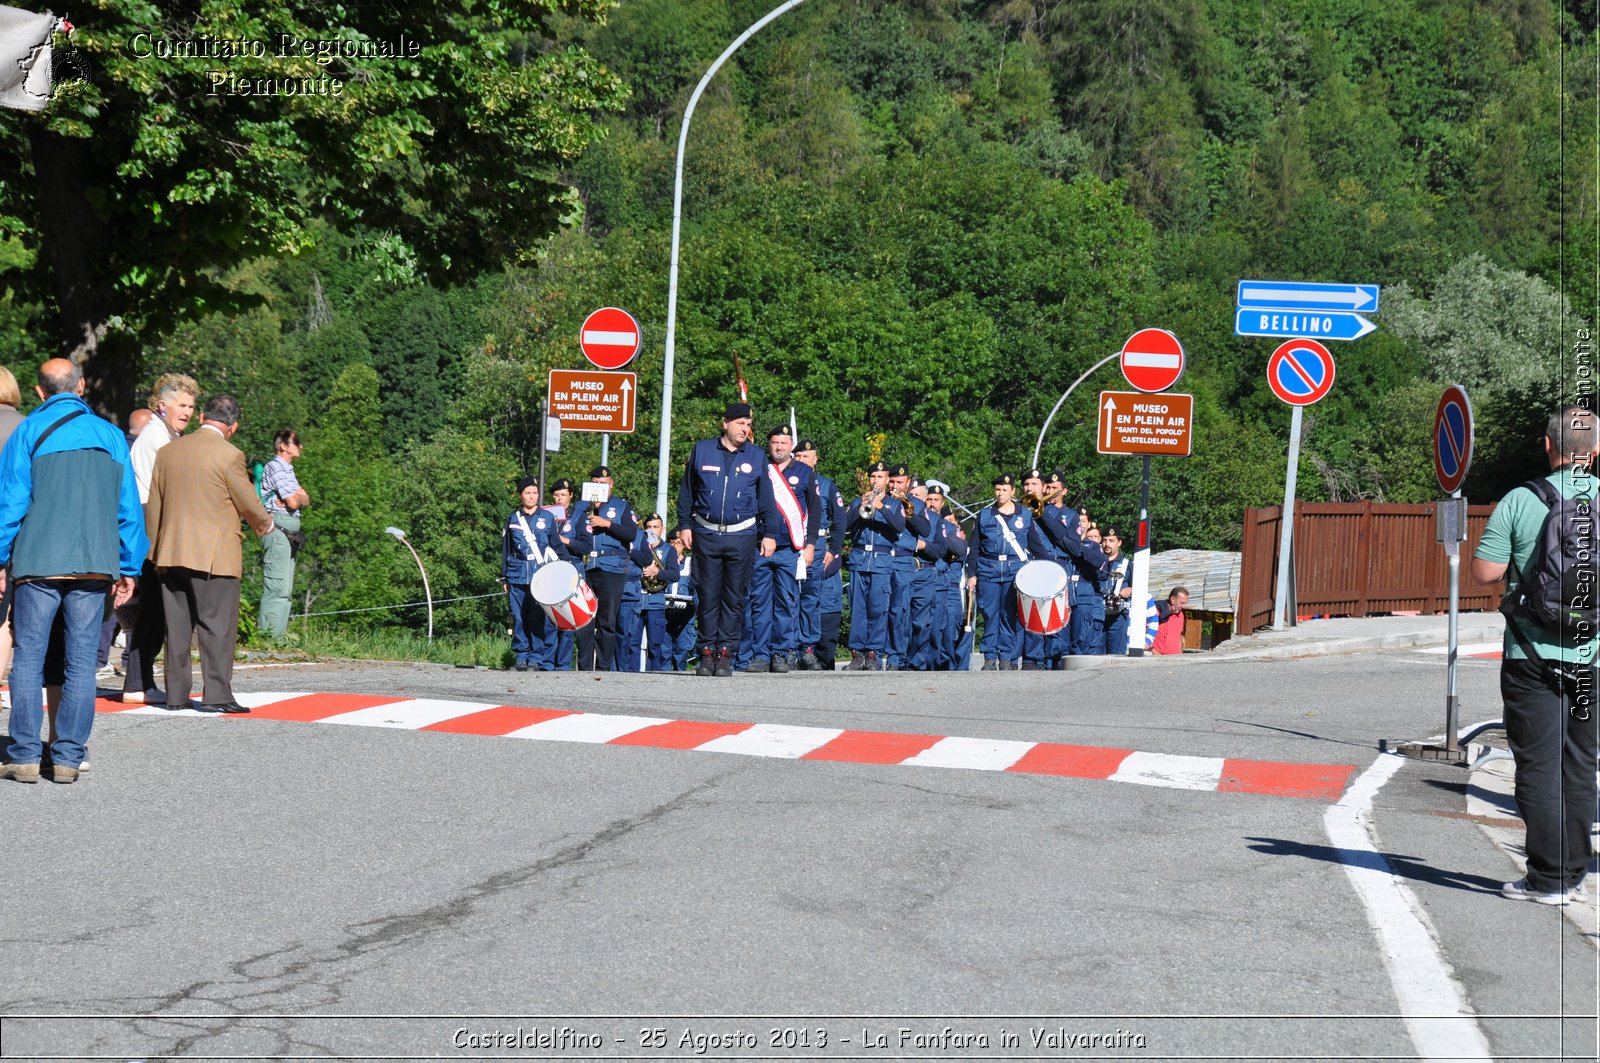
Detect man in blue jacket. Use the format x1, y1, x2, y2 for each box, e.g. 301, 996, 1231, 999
0, 359, 145, 783
675, 402, 779, 677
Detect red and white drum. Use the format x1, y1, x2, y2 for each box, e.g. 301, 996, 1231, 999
530, 560, 598, 631
1015, 559, 1070, 636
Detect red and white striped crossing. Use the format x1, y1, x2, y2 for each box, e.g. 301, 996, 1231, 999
95, 692, 1357, 802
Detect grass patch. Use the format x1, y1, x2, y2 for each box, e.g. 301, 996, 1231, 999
246, 625, 513, 668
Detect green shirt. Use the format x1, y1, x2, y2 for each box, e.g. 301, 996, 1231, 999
1474, 466, 1600, 664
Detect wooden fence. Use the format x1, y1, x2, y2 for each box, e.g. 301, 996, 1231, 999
1237, 501, 1496, 636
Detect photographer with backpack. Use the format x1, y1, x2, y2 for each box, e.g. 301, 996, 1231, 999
1471, 405, 1600, 906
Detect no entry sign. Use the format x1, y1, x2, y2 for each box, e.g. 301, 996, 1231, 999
1433, 385, 1473, 494
1266, 339, 1336, 406
579, 307, 642, 370
1120, 328, 1185, 393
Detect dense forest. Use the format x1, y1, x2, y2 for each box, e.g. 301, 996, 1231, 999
1, 0, 1595, 642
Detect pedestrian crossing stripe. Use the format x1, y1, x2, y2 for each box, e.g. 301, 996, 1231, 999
95, 692, 1357, 802
1417, 643, 1501, 659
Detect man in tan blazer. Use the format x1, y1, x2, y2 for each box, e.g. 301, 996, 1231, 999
146, 393, 274, 713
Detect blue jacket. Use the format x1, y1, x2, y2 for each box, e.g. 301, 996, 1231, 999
640, 539, 685, 611
564, 495, 643, 575
761, 457, 822, 548
846, 490, 907, 574
0, 394, 146, 580
965, 503, 1052, 580
502, 507, 558, 585
676, 437, 780, 534
815, 473, 847, 558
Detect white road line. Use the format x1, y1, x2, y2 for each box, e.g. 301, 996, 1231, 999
902, 736, 1035, 771
319, 697, 481, 729
696, 724, 842, 759
1110, 750, 1224, 790
507, 713, 663, 743
1325, 752, 1492, 1060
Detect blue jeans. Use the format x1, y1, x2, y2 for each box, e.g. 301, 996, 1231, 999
8, 579, 107, 768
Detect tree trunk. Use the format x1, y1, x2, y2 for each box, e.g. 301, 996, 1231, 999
26, 124, 135, 418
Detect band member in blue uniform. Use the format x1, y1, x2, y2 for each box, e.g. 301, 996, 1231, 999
846, 460, 905, 670
924, 483, 965, 670
1018, 468, 1056, 670
1100, 526, 1133, 655
1065, 509, 1110, 656
747, 425, 821, 673
794, 439, 846, 670
966, 472, 1053, 670
501, 476, 558, 671
638, 514, 683, 672
675, 402, 780, 678
884, 463, 932, 670
571, 465, 650, 671
618, 523, 649, 671
544, 477, 577, 669
1039, 469, 1076, 668
664, 528, 698, 670
908, 480, 952, 671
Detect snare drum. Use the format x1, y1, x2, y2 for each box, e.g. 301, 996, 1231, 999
1014, 559, 1070, 636
530, 560, 598, 631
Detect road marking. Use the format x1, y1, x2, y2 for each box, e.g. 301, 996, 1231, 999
1418, 643, 1501, 659
95, 693, 1358, 802
1325, 753, 1493, 1060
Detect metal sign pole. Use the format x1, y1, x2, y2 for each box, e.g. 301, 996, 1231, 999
1127, 455, 1153, 656
1273, 406, 1304, 629
537, 400, 548, 497
1444, 491, 1464, 753
601, 431, 610, 469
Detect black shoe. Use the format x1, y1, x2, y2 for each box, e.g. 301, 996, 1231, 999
846, 651, 865, 671
797, 648, 819, 670
218, 702, 251, 714
1022, 661, 1040, 671
1004, 660, 1020, 670
770, 656, 791, 674
194, 703, 225, 714
513, 662, 530, 672
696, 649, 714, 677
746, 658, 770, 673
714, 649, 733, 678
981, 659, 998, 671
865, 651, 882, 671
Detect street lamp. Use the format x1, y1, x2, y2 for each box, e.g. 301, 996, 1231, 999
654, 0, 812, 518
1030, 352, 1119, 470
384, 526, 433, 644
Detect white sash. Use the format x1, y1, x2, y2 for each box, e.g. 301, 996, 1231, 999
994, 506, 1029, 562
516, 512, 559, 564
767, 463, 806, 549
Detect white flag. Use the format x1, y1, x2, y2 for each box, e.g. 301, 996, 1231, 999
0, 5, 54, 112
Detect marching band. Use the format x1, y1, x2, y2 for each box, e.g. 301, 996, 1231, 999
501, 403, 1137, 673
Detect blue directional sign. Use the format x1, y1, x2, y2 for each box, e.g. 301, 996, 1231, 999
1237, 280, 1380, 313
1234, 308, 1377, 341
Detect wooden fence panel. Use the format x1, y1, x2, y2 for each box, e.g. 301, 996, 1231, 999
1237, 501, 1495, 636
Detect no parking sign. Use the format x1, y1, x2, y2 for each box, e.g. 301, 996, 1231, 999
1433, 385, 1473, 495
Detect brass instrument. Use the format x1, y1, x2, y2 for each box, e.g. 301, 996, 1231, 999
856, 470, 884, 519
890, 485, 915, 520
1021, 491, 1046, 520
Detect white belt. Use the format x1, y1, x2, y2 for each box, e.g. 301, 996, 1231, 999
859, 544, 898, 555
695, 515, 756, 533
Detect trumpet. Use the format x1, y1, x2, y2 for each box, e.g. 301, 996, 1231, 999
890, 485, 915, 520
856, 470, 885, 519
1021, 491, 1046, 520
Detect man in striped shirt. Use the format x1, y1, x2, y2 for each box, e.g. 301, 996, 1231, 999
258, 429, 310, 639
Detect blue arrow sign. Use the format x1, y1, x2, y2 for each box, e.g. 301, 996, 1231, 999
1234, 308, 1377, 341
1237, 280, 1380, 313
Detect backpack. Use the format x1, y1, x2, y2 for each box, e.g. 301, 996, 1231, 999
1498, 477, 1599, 635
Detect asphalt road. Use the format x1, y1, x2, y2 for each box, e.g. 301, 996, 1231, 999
0, 648, 1593, 1061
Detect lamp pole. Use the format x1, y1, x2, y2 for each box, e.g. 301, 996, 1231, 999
654, 0, 811, 519
1030, 352, 1119, 470
385, 526, 433, 644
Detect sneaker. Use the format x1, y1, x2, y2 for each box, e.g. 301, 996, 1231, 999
769, 656, 791, 674
846, 651, 865, 671
95, 664, 119, 684
696, 649, 715, 677
1502, 877, 1584, 905
1022, 662, 1041, 671
0, 761, 40, 783
798, 648, 819, 670
864, 651, 882, 670
981, 659, 998, 671
714, 648, 733, 678
119, 687, 166, 705
746, 658, 770, 673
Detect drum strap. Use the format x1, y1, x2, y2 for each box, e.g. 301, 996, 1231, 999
995, 510, 1029, 563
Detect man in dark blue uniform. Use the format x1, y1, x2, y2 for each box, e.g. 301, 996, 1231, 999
908, 480, 952, 671
885, 463, 931, 670
794, 439, 846, 670
966, 472, 1053, 670
924, 483, 967, 670
1018, 467, 1056, 670
501, 475, 559, 671
1065, 508, 1110, 656
846, 460, 904, 670
676, 402, 779, 677
569, 465, 651, 672
1100, 526, 1134, 655
1038, 469, 1077, 667
747, 425, 821, 673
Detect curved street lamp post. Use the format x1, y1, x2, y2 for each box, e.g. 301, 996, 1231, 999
384, 526, 433, 644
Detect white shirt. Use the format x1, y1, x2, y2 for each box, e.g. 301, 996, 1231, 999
129, 416, 179, 503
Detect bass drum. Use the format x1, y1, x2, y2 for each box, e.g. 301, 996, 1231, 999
530, 560, 598, 631
1014, 559, 1070, 636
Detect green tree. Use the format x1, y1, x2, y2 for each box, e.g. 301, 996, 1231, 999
0, 1, 627, 413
